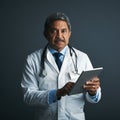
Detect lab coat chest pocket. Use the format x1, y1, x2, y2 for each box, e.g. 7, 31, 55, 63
36, 72, 58, 90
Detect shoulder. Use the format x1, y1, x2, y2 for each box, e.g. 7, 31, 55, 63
72, 47, 89, 58
26, 48, 44, 63
72, 47, 93, 70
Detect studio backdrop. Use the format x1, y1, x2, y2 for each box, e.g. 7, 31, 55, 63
1, 0, 120, 120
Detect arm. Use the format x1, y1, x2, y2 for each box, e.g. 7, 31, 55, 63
21, 55, 50, 107
81, 53, 102, 103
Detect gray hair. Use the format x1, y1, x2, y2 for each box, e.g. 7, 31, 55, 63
44, 12, 71, 34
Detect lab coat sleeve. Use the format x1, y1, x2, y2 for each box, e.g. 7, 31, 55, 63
85, 87, 102, 103
21, 55, 49, 107
82, 53, 102, 103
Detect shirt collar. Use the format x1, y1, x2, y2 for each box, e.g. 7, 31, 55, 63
48, 45, 68, 56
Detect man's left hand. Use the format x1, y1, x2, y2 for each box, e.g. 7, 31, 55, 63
83, 77, 100, 96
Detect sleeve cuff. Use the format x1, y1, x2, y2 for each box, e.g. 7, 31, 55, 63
48, 89, 58, 104
86, 87, 101, 103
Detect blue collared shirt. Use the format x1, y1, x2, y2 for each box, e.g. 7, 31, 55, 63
48, 46, 67, 61
48, 46, 67, 104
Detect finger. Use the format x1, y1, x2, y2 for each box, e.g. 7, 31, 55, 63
63, 82, 75, 94
86, 80, 100, 86
65, 84, 74, 92
68, 82, 75, 85
91, 77, 100, 82
83, 85, 99, 91
87, 77, 99, 82
66, 82, 74, 89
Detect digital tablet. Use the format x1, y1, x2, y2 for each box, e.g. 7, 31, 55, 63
68, 67, 103, 95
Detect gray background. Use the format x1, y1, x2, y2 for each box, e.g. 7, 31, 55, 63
1, 0, 120, 120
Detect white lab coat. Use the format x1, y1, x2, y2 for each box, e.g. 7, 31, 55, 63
21, 46, 101, 120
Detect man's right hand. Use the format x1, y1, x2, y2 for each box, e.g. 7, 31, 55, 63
57, 82, 75, 99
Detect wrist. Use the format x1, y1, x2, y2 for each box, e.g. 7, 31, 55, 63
57, 89, 62, 100
88, 91, 96, 96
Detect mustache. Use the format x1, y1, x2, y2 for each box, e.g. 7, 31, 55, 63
55, 38, 65, 42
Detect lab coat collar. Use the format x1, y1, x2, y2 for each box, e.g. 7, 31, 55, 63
46, 46, 70, 73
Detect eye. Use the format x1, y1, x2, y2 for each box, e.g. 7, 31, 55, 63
49, 29, 57, 34
61, 29, 67, 33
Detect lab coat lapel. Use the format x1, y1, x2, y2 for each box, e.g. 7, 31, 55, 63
45, 47, 72, 73
46, 48, 59, 72
59, 47, 72, 74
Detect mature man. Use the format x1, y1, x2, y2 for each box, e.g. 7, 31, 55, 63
21, 12, 101, 120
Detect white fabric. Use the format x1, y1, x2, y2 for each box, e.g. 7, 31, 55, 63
21, 46, 101, 120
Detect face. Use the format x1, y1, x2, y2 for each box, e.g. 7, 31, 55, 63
46, 20, 71, 52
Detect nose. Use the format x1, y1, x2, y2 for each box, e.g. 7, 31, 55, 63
56, 30, 62, 38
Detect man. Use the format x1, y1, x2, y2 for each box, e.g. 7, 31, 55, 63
21, 12, 101, 120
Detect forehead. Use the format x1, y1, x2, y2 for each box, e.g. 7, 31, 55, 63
50, 20, 69, 29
